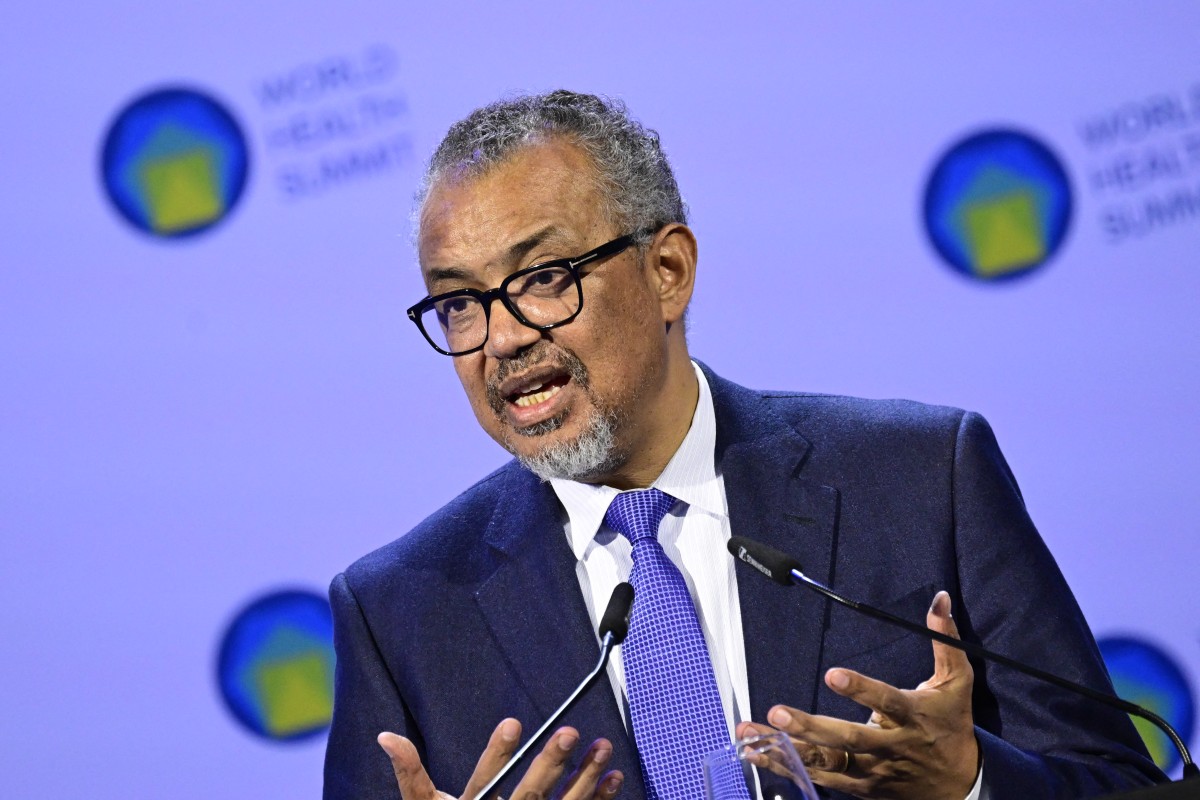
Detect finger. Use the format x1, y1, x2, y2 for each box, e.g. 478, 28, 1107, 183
805, 767, 872, 798
555, 739, 619, 799
458, 718, 523, 800
509, 727, 581, 798
791, 741, 859, 774
825, 667, 913, 725
737, 719, 855, 780
928, 590, 971, 683
766, 705, 893, 755
738, 718, 862, 775
801, 749, 880, 795
378, 732, 441, 800
735, 720, 776, 740
591, 771, 624, 799
731, 720, 783, 772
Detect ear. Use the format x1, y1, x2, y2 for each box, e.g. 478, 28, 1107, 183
646, 224, 698, 324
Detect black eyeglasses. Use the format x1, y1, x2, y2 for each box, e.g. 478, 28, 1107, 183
407, 230, 652, 356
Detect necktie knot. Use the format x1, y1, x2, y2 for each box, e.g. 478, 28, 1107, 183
604, 488, 676, 544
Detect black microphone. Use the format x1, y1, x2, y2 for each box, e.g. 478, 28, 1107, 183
472, 582, 634, 800
598, 581, 635, 643
727, 536, 1198, 781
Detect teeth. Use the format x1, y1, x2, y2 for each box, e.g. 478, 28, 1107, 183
514, 384, 561, 407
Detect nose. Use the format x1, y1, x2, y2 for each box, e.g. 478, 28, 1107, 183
483, 300, 542, 359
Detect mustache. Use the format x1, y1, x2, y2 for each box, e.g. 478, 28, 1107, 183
485, 342, 590, 416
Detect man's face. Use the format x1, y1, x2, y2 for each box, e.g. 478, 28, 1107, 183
417, 139, 673, 482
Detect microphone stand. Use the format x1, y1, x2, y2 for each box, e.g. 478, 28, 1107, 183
472, 583, 633, 800
728, 536, 1198, 781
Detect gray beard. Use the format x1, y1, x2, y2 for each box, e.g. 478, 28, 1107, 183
509, 407, 622, 482
488, 341, 629, 482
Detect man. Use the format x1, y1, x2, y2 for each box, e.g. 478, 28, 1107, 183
324, 91, 1163, 800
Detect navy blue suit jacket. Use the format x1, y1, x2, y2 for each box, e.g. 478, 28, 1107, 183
324, 367, 1162, 799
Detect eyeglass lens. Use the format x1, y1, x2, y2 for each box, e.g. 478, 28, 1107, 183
420, 264, 582, 354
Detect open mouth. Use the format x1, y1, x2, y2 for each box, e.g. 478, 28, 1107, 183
508, 373, 571, 408
486, 345, 590, 432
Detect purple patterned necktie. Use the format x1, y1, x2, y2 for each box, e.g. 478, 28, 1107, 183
604, 489, 749, 800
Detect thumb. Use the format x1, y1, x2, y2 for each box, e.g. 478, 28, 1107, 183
927, 590, 970, 683
378, 732, 441, 800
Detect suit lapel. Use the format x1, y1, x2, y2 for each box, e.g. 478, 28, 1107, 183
707, 369, 840, 722
471, 466, 644, 795
465, 367, 836, 798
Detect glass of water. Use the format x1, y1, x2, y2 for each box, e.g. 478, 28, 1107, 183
702, 731, 820, 800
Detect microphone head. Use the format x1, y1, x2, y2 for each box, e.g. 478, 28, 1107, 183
727, 536, 801, 586
598, 582, 634, 644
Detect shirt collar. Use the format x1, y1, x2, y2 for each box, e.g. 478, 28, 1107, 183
551, 362, 725, 560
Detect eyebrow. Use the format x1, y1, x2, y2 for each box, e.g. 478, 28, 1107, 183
505, 225, 565, 266
425, 265, 475, 285
424, 225, 569, 287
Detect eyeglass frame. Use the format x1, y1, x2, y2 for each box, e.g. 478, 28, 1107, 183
406, 227, 658, 356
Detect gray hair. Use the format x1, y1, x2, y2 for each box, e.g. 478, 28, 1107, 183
415, 90, 687, 242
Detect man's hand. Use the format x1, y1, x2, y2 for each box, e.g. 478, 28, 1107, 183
377, 718, 624, 800
737, 591, 979, 800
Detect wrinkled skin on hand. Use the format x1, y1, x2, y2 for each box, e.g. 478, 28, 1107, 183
738, 591, 980, 800
377, 718, 623, 800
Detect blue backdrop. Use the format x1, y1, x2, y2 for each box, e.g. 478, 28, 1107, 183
2, 3, 1197, 797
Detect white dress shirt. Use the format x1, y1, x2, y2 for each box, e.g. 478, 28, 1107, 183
550, 363, 984, 800
550, 363, 750, 738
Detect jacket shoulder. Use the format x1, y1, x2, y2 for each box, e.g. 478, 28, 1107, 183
339, 459, 527, 590
762, 390, 970, 438
702, 364, 974, 447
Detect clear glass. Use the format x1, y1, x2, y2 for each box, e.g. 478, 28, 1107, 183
424, 295, 486, 353
407, 230, 647, 356
702, 731, 820, 800
416, 263, 584, 354
507, 265, 580, 324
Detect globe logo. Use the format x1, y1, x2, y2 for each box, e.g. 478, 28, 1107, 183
101, 87, 249, 238
923, 129, 1072, 282
217, 589, 335, 742
1098, 636, 1195, 773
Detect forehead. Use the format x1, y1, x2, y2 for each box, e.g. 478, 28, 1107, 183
417, 139, 611, 279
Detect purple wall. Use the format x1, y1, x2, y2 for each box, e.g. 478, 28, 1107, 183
2, 3, 1197, 796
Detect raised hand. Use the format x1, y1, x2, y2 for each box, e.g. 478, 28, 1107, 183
378, 718, 624, 800
738, 591, 980, 800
